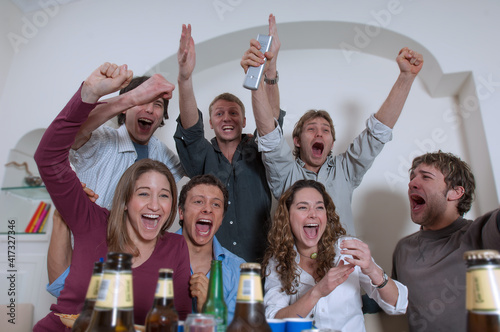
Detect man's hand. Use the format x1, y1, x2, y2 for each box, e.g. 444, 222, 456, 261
397, 47, 423, 76
125, 74, 175, 106
81, 182, 99, 203
189, 272, 209, 313
266, 14, 280, 75
82, 63, 133, 104
178, 24, 196, 82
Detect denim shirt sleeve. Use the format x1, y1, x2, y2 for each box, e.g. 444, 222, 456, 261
46, 266, 70, 297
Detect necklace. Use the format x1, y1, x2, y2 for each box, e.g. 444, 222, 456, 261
298, 251, 318, 260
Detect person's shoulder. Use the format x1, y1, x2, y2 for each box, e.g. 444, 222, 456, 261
394, 230, 420, 251
221, 247, 245, 267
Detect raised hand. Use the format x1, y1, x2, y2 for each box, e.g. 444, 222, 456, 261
397, 47, 424, 76
178, 24, 196, 81
82, 62, 133, 103
126, 74, 175, 106
266, 14, 280, 74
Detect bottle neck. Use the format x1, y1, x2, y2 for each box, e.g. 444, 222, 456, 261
207, 262, 224, 300
153, 297, 175, 308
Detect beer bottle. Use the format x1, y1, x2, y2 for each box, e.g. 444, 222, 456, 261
464, 249, 500, 332
145, 268, 179, 332
227, 263, 271, 331
72, 259, 104, 332
86, 252, 135, 332
202, 260, 227, 331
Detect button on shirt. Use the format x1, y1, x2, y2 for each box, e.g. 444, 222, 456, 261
175, 228, 245, 323
257, 114, 392, 236
174, 110, 285, 262
264, 247, 408, 331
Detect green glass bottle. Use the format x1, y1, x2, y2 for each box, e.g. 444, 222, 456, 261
202, 260, 227, 331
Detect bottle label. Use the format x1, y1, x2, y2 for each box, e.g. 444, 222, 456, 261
85, 274, 103, 300
95, 271, 134, 310
466, 267, 500, 312
155, 278, 174, 299
236, 273, 263, 303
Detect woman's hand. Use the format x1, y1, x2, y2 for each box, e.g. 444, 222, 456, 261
312, 261, 355, 298
340, 238, 384, 286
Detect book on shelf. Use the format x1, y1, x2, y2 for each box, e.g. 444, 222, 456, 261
33, 203, 51, 233
25, 201, 46, 233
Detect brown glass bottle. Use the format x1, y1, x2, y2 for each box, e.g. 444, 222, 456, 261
464, 250, 500, 332
227, 263, 271, 331
145, 268, 179, 332
86, 252, 135, 332
71, 260, 104, 332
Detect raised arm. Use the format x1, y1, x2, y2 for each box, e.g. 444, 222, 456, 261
243, 14, 281, 136
177, 23, 200, 129
263, 14, 281, 120
374, 47, 423, 128
72, 72, 175, 149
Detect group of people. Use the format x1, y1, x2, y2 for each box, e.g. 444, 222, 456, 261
32, 14, 500, 332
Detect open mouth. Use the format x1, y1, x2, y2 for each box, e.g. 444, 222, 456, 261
195, 219, 213, 236
312, 142, 324, 158
142, 213, 160, 230
303, 223, 319, 238
410, 194, 426, 211
222, 125, 234, 132
138, 118, 153, 130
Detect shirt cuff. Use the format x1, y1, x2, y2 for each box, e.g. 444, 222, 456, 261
257, 118, 282, 152
367, 114, 393, 143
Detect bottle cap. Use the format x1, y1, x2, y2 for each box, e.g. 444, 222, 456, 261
240, 263, 261, 270
463, 249, 500, 261
159, 268, 174, 273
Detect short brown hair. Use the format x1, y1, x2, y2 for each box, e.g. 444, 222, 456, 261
178, 174, 229, 227
208, 93, 245, 117
411, 151, 475, 216
292, 110, 335, 159
117, 76, 169, 127
107, 159, 177, 256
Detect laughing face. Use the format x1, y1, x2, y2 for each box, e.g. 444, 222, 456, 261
408, 163, 455, 230
289, 187, 327, 256
124, 98, 165, 145
125, 170, 173, 244
209, 99, 246, 144
180, 184, 224, 248
294, 117, 334, 173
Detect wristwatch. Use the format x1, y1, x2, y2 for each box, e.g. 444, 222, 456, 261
264, 71, 279, 85
370, 271, 389, 289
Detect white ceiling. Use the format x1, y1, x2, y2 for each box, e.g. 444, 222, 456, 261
10, 0, 82, 13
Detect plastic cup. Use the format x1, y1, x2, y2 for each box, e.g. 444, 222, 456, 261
267, 318, 286, 332
184, 313, 215, 332
284, 318, 313, 332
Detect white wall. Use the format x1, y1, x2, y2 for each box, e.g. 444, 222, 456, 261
1, 0, 499, 330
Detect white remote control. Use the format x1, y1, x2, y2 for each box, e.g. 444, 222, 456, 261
243, 34, 273, 90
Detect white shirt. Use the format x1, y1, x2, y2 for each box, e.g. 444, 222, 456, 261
264, 248, 408, 331
69, 124, 185, 210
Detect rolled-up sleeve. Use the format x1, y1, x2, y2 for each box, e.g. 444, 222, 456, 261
264, 259, 291, 319
360, 267, 408, 315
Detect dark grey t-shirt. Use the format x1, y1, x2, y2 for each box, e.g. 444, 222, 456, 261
392, 209, 500, 332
